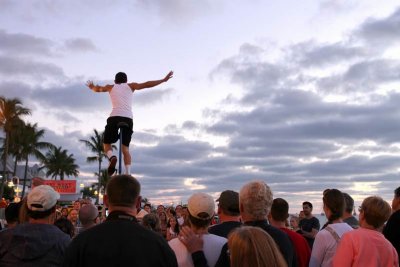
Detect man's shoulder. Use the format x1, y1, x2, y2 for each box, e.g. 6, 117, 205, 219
204, 233, 227, 243
281, 227, 305, 240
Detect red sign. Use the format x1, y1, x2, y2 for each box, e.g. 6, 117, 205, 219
42, 180, 77, 194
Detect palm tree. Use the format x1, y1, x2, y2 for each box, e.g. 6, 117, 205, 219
0, 97, 31, 199
80, 129, 115, 203
40, 146, 79, 180
19, 123, 54, 197
7, 122, 26, 176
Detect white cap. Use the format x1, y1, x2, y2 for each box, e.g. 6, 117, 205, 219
27, 185, 60, 211
188, 192, 215, 220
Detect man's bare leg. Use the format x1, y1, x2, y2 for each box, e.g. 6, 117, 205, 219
122, 145, 131, 175
104, 143, 117, 175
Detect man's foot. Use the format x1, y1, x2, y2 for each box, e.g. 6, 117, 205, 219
108, 156, 117, 176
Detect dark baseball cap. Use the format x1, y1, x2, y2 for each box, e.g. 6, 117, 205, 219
217, 190, 239, 213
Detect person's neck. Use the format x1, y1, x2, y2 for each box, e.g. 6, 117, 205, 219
305, 214, 313, 219
191, 227, 209, 235
342, 212, 353, 220
109, 206, 137, 217
360, 222, 377, 231
269, 219, 286, 228
83, 223, 96, 229
330, 218, 343, 224
28, 217, 52, 224
219, 213, 241, 223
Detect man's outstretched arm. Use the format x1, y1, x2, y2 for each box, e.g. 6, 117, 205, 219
129, 71, 173, 91
86, 81, 113, 92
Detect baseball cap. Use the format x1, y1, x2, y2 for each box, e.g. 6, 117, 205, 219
188, 192, 215, 220
27, 185, 60, 211
217, 190, 239, 213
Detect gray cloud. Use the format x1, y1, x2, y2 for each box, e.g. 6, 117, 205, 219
133, 88, 173, 106
317, 59, 400, 93
291, 41, 367, 67
0, 55, 65, 80
136, 0, 220, 24
0, 29, 54, 56
63, 38, 97, 52
357, 7, 400, 47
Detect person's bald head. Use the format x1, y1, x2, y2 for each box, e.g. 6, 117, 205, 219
79, 203, 99, 227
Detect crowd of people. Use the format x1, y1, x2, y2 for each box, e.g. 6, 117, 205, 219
0, 175, 398, 267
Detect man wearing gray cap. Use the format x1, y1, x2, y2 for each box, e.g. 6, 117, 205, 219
169, 192, 227, 267
0, 185, 71, 266
208, 190, 242, 238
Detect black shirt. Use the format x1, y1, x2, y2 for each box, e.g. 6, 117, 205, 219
383, 209, 400, 263
245, 220, 296, 267
62, 211, 178, 267
299, 217, 320, 248
208, 221, 242, 238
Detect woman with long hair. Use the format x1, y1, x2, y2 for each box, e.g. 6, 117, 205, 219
228, 226, 287, 267
309, 189, 353, 267
166, 216, 180, 241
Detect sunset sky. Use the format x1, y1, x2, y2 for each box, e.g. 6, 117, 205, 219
1, 0, 400, 212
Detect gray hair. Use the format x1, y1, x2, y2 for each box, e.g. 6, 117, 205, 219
240, 180, 273, 220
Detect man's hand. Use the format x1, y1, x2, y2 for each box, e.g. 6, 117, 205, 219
86, 80, 95, 90
163, 71, 174, 82
178, 226, 204, 253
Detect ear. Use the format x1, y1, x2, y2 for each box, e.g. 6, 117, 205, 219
135, 196, 142, 210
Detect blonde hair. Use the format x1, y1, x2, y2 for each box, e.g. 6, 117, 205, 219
240, 181, 273, 220
360, 196, 391, 229
228, 226, 287, 267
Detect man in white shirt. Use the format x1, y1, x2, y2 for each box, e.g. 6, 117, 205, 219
169, 193, 226, 267
86, 71, 173, 175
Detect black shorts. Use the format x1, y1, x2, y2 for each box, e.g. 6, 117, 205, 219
103, 116, 133, 147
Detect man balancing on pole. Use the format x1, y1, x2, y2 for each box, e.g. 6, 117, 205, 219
86, 71, 173, 176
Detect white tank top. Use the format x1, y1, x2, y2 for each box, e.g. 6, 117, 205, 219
109, 83, 133, 118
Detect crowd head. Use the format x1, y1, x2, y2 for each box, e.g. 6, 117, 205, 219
239, 180, 273, 221
359, 196, 392, 229
228, 226, 287, 267
322, 188, 345, 223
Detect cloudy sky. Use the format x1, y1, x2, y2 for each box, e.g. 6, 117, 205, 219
1, 0, 400, 213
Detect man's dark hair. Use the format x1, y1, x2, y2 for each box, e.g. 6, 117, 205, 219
54, 217, 75, 238
106, 175, 141, 207
342, 192, 354, 213
302, 201, 313, 209
188, 212, 212, 228
323, 189, 345, 225
144, 203, 151, 209
222, 207, 240, 217
5, 202, 21, 224
27, 206, 56, 219
115, 72, 128, 84
395, 186, 400, 198
271, 198, 289, 222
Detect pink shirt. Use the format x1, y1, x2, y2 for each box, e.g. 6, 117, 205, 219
333, 227, 399, 267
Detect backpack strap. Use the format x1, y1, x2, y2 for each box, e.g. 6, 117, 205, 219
325, 225, 341, 243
